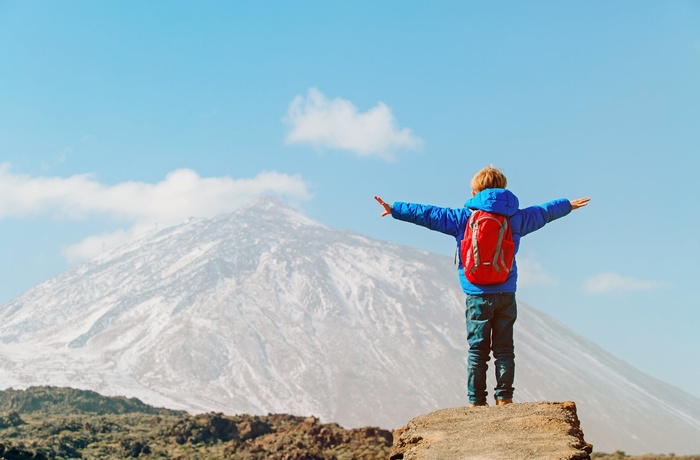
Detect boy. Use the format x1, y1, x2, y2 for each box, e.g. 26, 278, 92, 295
374, 166, 589, 407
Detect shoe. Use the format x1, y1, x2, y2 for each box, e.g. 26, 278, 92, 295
469, 402, 488, 408
495, 398, 513, 406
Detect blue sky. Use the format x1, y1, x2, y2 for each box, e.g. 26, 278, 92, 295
1, 1, 699, 398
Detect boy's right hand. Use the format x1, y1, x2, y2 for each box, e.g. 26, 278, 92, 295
570, 197, 590, 210
374, 196, 392, 217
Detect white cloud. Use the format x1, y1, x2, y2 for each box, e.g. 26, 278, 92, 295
583, 272, 670, 294
0, 163, 311, 261
62, 227, 137, 263
516, 256, 556, 287
284, 88, 422, 160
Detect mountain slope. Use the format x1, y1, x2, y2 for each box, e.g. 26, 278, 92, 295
0, 197, 697, 454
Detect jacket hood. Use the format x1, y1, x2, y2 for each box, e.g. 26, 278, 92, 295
464, 188, 519, 216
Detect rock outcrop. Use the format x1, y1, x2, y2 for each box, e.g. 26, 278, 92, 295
391, 401, 592, 460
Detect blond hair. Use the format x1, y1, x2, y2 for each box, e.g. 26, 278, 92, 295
470, 166, 507, 193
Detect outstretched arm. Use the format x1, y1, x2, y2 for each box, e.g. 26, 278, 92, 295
374, 196, 469, 236
570, 197, 590, 210
374, 196, 392, 217
518, 197, 587, 237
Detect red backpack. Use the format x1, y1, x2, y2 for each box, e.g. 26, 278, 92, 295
460, 210, 515, 285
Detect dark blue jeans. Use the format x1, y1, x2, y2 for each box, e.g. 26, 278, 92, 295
466, 293, 517, 405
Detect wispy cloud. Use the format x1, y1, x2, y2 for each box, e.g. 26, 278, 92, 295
284, 88, 422, 160
583, 272, 670, 294
0, 163, 311, 261
80, 134, 97, 144
516, 255, 556, 287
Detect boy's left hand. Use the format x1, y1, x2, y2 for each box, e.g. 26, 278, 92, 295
570, 197, 590, 210
374, 196, 392, 217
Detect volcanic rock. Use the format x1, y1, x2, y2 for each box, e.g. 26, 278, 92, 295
390, 401, 592, 460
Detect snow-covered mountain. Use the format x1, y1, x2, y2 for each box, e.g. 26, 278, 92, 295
0, 196, 698, 454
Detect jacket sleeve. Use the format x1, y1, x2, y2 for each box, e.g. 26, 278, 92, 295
391, 202, 468, 237
517, 198, 572, 237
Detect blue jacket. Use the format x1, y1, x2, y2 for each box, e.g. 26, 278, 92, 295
391, 189, 572, 294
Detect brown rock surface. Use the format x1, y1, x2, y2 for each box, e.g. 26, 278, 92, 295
391, 401, 593, 460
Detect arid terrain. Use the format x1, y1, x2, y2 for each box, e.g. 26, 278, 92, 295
0, 386, 391, 459
0, 387, 697, 459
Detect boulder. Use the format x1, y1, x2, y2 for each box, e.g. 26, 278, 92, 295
391, 401, 592, 460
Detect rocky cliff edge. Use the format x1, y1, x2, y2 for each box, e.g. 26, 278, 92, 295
391, 401, 593, 460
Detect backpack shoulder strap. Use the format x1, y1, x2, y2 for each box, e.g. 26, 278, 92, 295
491, 216, 509, 273
469, 211, 482, 268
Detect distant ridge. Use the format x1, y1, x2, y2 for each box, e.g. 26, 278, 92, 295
0, 386, 182, 416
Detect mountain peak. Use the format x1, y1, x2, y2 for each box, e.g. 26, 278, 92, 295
236, 195, 325, 228
247, 195, 289, 210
